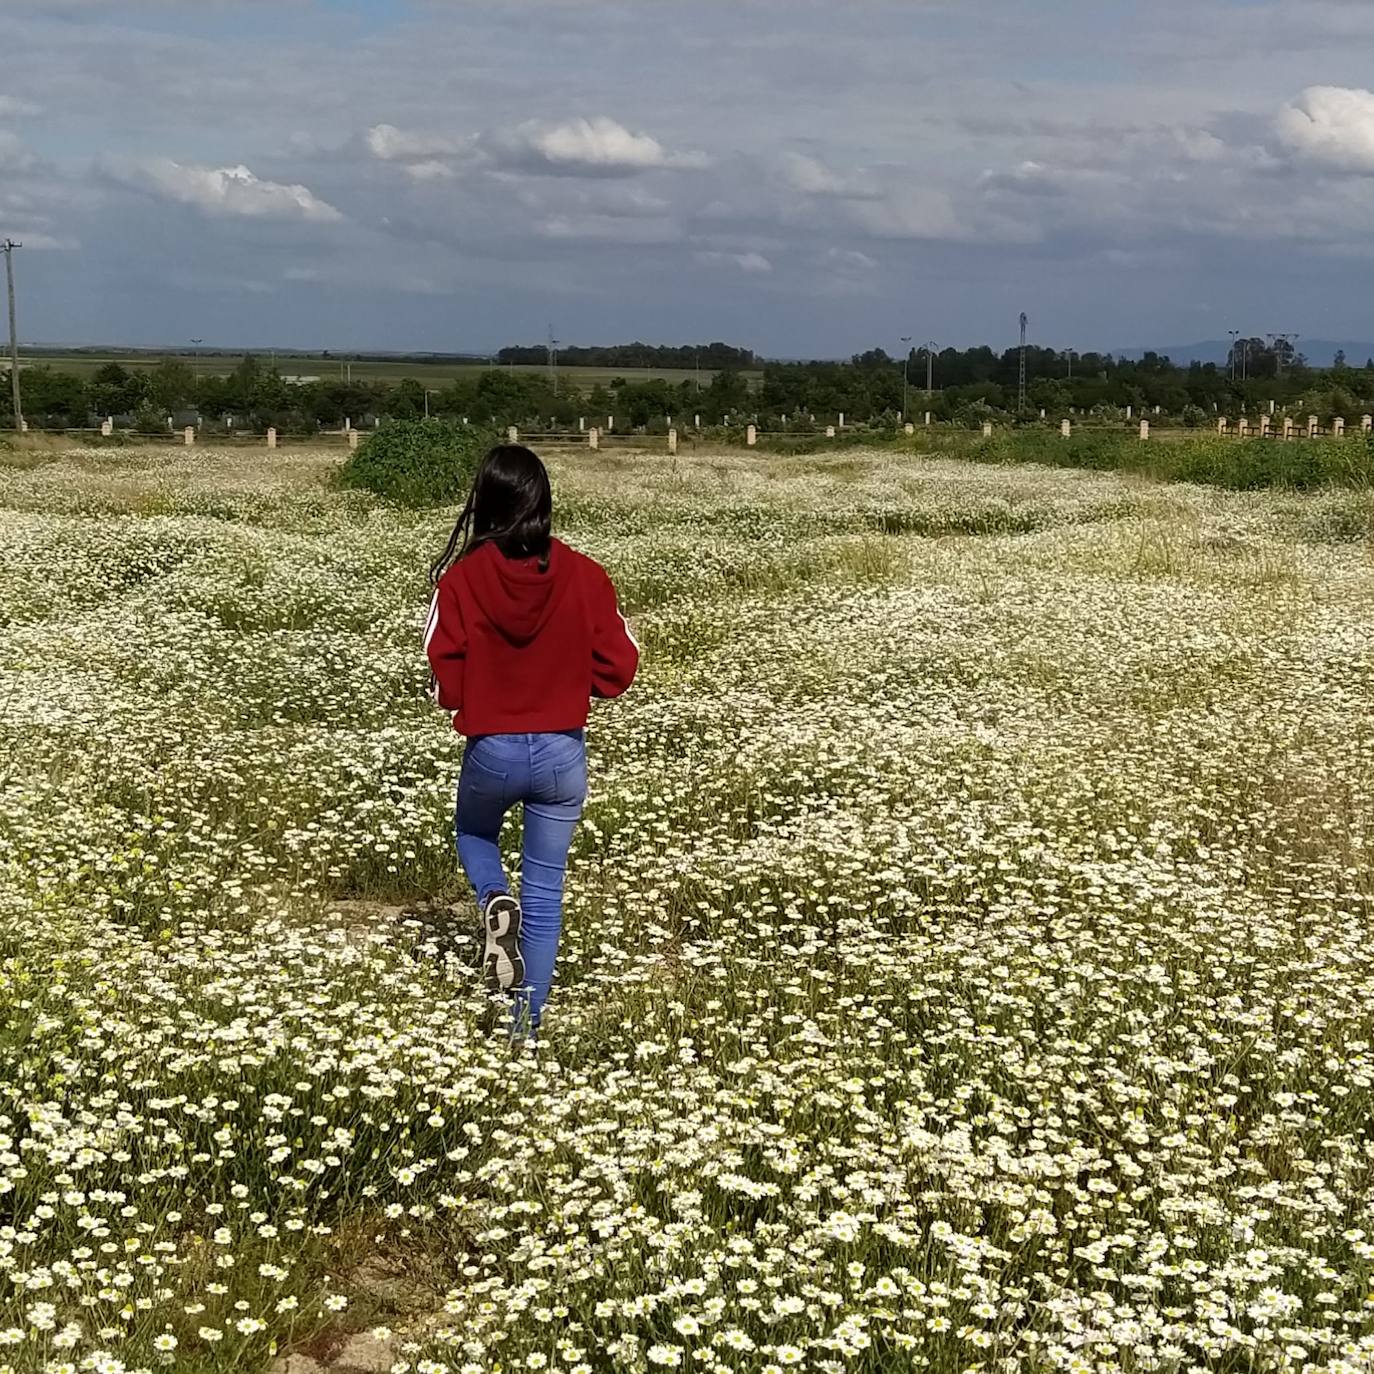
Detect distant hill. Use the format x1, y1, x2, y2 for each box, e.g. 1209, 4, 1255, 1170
1117, 340, 1374, 368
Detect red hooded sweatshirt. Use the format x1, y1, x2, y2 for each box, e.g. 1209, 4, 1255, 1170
424, 538, 639, 736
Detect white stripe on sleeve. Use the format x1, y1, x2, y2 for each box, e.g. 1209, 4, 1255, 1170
422, 590, 440, 653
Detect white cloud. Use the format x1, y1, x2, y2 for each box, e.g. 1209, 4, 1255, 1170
512, 180, 671, 219
0, 97, 40, 119
401, 159, 456, 182
488, 116, 709, 176
1171, 127, 1230, 163
780, 151, 881, 200
782, 152, 847, 195
365, 123, 465, 163
106, 158, 343, 222
1276, 86, 1374, 173
538, 213, 680, 245
978, 159, 1073, 198
0, 132, 36, 173
825, 247, 878, 270
847, 187, 964, 241
696, 249, 772, 273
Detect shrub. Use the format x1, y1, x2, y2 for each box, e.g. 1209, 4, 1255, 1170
953, 430, 1374, 490
338, 421, 498, 506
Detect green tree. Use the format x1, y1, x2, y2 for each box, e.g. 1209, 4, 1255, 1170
385, 378, 426, 420
88, 362, 148, 416
17, 367, 90, 426
149, 358, 198, 412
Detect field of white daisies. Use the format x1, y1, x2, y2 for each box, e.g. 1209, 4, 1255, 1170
2, 439, 1373, 1374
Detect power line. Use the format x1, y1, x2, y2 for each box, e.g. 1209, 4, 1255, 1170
3, 239, 20, 433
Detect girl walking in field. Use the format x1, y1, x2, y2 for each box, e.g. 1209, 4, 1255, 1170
425, 444, 639, 1039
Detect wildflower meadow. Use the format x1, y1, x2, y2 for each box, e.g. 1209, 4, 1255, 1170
2, 441, 1373, 1374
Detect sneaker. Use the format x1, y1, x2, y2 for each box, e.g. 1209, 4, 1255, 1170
481, 891, 524, 993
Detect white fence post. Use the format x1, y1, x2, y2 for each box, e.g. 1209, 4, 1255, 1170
825, 425, 836, 438
904, 422, 915, 436
184, 426, 195, 447
1139, 419, 1150, 441
588, 427, 599, 450
746, 424, 757, 446
266, 427, 277, 449
347, 428, 359, 450
100, 417, 113, 437
1334, 417, 1346, 439
507, 426, 519, 443
667, 428, 677, 455
981, 421, 993, 437
1060, 419, 1071, 438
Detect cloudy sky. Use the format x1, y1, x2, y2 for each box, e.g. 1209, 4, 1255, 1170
5, 0, 1374, 357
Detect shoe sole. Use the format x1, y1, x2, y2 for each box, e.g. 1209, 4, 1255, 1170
483, 896, 525, 993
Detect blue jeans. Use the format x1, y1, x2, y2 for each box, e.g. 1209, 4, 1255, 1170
455, 729, 587, 1033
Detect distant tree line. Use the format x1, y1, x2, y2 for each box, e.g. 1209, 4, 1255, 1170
495, 341, 756, 369
7, 339, 1374, 432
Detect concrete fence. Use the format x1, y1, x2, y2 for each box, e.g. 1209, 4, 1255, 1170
26, 413, 1374, 454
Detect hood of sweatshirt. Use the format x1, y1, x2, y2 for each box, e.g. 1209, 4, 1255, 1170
461, 537, 575, 647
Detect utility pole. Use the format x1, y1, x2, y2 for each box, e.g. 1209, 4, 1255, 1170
1018, 312, 1028, 413
547, 324, 559, 390
900, 336, 912, 420
925, 340, 936, 392
3, 240, 21, 433
1067, 349, 1074, 380
1227, 329, 1239, 383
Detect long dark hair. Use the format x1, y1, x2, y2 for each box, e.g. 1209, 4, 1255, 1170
430, 444, 553, 586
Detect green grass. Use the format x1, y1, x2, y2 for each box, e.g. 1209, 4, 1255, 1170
762, 426, 1374, 492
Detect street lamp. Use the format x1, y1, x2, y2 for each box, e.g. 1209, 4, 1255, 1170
1227, 330, 1240, 383
924, 340, 937, 393
900, 336, 912, 420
